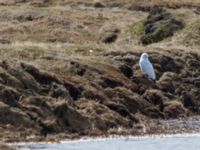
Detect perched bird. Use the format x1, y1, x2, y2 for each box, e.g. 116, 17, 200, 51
139, 53, 156, 80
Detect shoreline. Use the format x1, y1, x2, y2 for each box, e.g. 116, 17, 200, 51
7, 132, 200, 148
4, 116, 200, 150
2, 116, 200, 144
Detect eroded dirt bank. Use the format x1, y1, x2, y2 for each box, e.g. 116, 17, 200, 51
0, 49, 200, 142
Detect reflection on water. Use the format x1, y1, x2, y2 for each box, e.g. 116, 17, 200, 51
13, 134, 200, 150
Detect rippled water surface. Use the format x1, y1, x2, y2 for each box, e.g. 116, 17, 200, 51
14, 134, 200, 150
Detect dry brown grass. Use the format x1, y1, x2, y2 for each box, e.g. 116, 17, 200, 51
0, 0, 199, 8
27, 0, 200, 7
30, 0, 200, 8
0, 1, 198, 72
140, 0, 200, 7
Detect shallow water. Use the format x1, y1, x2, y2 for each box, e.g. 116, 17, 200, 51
13, 134, 200, 150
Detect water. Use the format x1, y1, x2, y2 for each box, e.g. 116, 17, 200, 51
13, 134, 200, 150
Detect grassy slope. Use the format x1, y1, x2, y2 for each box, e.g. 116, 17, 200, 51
0, 1, 198, 61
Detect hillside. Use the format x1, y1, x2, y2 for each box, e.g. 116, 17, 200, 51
0, 0, 199, 142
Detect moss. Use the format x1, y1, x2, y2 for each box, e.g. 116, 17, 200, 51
141, 23, 166, 44
140, 34, 153, 45
139, 8, 184, 45
129, 21, 145, 37
129, 20, 172, 44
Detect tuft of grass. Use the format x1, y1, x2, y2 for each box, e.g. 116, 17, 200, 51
24, 47, 45, 59
181, 20, 200, 46
186, 20, 200, 40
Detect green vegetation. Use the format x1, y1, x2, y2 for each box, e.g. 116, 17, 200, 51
141, 23, 167, 45
129, 21, 145, 37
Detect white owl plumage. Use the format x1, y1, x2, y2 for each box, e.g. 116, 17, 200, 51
139, 53, 156, 80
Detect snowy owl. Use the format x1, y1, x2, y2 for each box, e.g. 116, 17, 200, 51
139, 53, 156, 80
